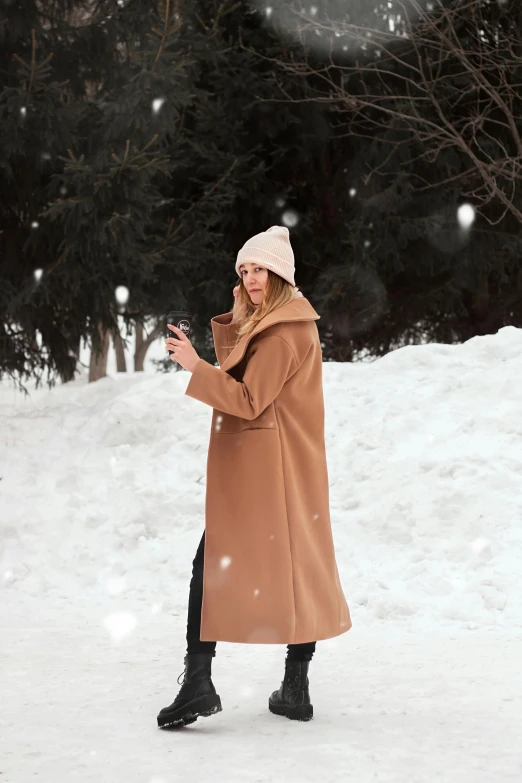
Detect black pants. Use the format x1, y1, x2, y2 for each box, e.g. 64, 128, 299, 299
186, 532, 316, 661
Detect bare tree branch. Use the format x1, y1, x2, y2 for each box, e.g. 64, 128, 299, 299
254, 0, 522, 225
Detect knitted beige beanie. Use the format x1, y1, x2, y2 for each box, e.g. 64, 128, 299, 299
236, 226, 295, 287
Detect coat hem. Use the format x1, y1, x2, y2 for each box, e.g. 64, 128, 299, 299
199, 624, 352, 645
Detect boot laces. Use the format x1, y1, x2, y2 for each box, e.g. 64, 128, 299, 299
177, 666, 186, 686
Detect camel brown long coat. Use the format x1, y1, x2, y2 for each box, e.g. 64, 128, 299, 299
184, 296, 351, 644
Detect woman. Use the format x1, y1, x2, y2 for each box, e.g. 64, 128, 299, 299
157, 226, 351, 728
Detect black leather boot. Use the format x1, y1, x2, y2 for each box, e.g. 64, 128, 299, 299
157, 653, 222, 729
269, 658, 313, 721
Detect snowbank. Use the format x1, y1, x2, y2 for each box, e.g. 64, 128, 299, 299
2, 325, 522, 633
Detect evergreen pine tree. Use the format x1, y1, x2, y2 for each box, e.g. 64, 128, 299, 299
1, 1, 90, 389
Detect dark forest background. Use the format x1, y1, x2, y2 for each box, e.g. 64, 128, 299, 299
2, 0, 521, 390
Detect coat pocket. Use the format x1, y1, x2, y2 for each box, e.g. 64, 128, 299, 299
213, 401, 279, 434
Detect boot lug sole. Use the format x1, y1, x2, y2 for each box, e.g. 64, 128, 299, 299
268, 700, 313, 721
157, 694, 222, 729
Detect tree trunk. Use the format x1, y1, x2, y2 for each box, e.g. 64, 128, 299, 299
60, 336, 81, 384
135, 322, 144, 371
134, 320, 163, 371
113, 329, 127, 372
89, 323, 110, 382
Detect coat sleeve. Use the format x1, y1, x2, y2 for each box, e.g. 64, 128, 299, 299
211, 311, 240, 367
184, 334, 297, 420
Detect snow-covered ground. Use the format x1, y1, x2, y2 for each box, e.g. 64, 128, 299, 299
2, 325, 522, 782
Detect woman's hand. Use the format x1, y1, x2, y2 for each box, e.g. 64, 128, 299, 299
165, 325, 201, 373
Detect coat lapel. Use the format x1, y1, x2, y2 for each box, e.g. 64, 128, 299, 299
219, 297, 320, 374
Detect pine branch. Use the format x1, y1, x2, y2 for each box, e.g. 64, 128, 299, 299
160, 159, 239, 251
152, 0, 183, 73
12, 29, 55, 106
46, 245, 71, 277
119, 139, 130, 175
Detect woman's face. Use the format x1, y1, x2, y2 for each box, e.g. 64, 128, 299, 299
238, 263, 269, 306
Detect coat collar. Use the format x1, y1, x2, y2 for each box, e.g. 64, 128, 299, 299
219, 297, 320, 373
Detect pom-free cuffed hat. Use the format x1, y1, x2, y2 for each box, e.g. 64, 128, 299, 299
235, 226, 295, 287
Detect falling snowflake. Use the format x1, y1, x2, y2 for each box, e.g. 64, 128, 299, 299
103, 612, 137, 642
310, 5, 318, 15
59, 186, 67, 196
457, 203, 475, 229
220, 556, 232, 569
364, 240, 371, 248
152, 97, 166, 114
472, 538, 490, 553
31, 221, 39, 229
20, 106, 27, 118
34, 269, 43, 283
107, 576, 127, 596
254, 588, 260, 597
41, 152, 51, 161
265, 5, 273, 17
275, 196, 286, 208
349, 188, 357, 197
281, 209, 299, 228
115, 285, 129, 305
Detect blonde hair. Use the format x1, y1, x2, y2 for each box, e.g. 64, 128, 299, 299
224, 271, 301, 351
